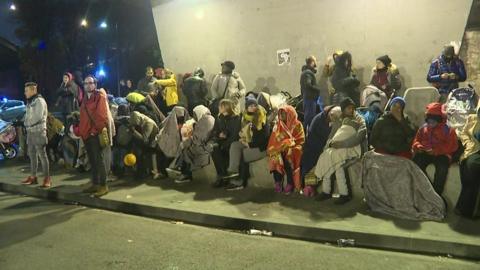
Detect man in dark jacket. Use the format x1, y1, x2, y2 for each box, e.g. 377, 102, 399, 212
136, 66, 158, 96
331, 51, 360, 106
300, 56, 322, 129
370, 97, 416, 159
55, 72, 80, 122
183, 67, 208, 115
427, 45, 467, 99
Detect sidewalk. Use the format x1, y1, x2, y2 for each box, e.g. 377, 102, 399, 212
0, 159, 479, 259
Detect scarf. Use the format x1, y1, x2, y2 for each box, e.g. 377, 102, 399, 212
267, 105, 305, 190
240, 105, 267, 144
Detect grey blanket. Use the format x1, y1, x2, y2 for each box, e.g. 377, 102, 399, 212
362, 151, 446, 221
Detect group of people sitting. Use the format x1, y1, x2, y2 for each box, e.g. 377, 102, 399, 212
18, 44, 479, 221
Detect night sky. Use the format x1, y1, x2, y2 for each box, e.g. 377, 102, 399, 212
0, 1, 20, 45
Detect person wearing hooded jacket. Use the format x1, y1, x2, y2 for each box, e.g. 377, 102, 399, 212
172, 105, 216, 183
427, 45, 467, 98
330, 51, 360, 106
183, 67, 209, 115
155, 68, 179, 114
412, 102, 458, 195
55, 72, 80, 122
129, 110, 160, 179
300, 55, 323, 129
370, 55, 402, 98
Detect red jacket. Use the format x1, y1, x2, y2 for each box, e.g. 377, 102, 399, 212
79, 90, 109, 141
412, 103, 458, 158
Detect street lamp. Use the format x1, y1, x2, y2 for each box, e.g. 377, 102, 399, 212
9, 3, 16, 11
99, 21, 108, 29
80, 18, 88, 27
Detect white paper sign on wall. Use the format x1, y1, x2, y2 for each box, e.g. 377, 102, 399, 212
277, 49, 291, 66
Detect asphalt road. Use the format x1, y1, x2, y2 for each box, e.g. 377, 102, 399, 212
0, 192, 478, 270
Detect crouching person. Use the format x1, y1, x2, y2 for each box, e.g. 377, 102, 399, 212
412, 102, 458, 196
158, 106, 190, 177
172, 105, 215, 183
211, 99, 241, 187
315, 98, 367, 204
21, 82, 52, 188
267, 105, 305, 194
129, 111, 160, 179
222, 97, 270, 190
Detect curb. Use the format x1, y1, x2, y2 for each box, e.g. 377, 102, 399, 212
1, 182, 479, 260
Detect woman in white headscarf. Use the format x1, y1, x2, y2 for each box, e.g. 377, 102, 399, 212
171, 105, 216, 183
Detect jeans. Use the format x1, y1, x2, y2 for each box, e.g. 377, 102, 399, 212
84, 136, 107, 186
27, 131, 49, 178
413, 153, 450, 195
303, 98, 317, 130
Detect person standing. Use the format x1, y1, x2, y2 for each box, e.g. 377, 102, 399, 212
331, 51, 360, 105
183, 67, 209, 115
300, 56, 323, 130
136, 66, 158, 96
55, 72, 80, 122
21, 82, 51, 188
427, 45, 467, 100
78, 75, 110, 197
412, 102, 458, 195
370, 55, 402, 98
210, 60, 246, 114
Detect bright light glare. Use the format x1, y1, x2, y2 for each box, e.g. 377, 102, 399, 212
100, 21, 108, 29
9, 3, 16, 11
80, 19, 88, 27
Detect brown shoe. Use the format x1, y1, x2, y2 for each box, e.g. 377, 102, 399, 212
21, 176, 38, 185
82, 184, 99, 193
41, 176, 52, 188
93, 186, 109, 197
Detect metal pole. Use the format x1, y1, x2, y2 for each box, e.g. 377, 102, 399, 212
116, 22, 120, 97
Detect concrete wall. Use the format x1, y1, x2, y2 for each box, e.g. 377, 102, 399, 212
460, 30, 480, 94
151, 0, 472, 97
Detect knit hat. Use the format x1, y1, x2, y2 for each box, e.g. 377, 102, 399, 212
221, 60, 235, 70
389, 96, 405, 109
245, 95, 258, 108
443, 45, 455, 58
340, 97, 356, 111
63, 72, 73, 81
376, 55, 392, 67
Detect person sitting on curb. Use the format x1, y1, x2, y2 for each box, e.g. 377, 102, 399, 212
412, 102, 458, 196
315, 98, 367, 204
267, 105, 305, 194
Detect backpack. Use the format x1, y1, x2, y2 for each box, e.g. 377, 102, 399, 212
116, 124, 133, 147
446, 87, 478, 134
